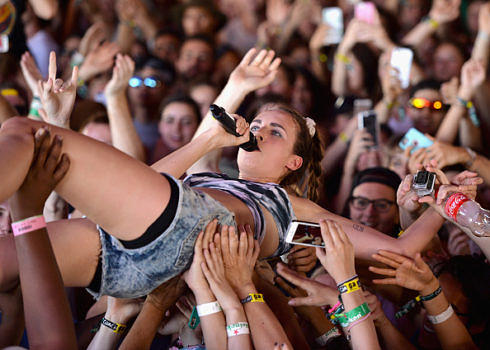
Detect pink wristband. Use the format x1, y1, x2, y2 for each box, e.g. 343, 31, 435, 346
346, 312, 372, 332
328, 301, 342, 314
11, 215, 46, 236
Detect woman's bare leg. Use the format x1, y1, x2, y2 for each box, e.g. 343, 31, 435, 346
0, 218, 101, 290
0, 117, 171, 240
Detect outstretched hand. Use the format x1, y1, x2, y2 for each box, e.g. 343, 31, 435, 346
227, 48, 281, 95
315, 220, 356, 284
38, 52, 78, 128
276, 263, 338, 307
105, 54, 135, 98
20, 52, 43, 97
221, 224, 260, 293
369, 250, 437, 294
9, 128, 70, 215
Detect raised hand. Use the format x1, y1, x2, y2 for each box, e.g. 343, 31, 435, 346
458, 59, 486, 100
9, 128, 70, 215
183, 219, 218, 292
276, 263, 338, 307
478, 2, 490, 35
38, 52, 78, 128
220, 224, 260, 293
424, 141, 471, 169
105, 54, 135, 98
363, 291, 389, 327
286, 245, 318, 273
227, 48, 281, 95
440, 77, 459, 105
266, 0, 292, 26
78, 42, 120, 82
146, 274, 186, 312
369, 250, 438, 294
78, 22, 106, 57
20, 52, 43, 96
201, 226, 242, 310
315, 220, 356, 284
380, 62, 403, 104
429, 0, 460, 24
344, 129, 375, 173
397, 174, 422, 214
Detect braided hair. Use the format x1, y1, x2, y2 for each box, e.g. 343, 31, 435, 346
259, 104, 324, 203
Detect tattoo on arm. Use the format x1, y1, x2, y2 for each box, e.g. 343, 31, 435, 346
353, 224, 364, 232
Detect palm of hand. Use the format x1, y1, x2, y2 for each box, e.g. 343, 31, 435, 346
43, 87, 76, 124
230, 65, 274, 92
395, 260, 432, 291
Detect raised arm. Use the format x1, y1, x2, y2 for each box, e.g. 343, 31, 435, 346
8, 129, 76, 349
185, 48, 281, 174
105, 54, 145, 161
370, 251, 477, 350
28, 0, 58, 20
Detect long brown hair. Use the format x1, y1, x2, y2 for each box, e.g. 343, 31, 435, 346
258, 104, 324, 202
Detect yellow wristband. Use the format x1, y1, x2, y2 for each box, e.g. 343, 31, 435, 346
335, 53, 351, 65
339, 132, 349, 143
427, 18, 439, 29
338, 278, 361, 294
241, 293, 264, 304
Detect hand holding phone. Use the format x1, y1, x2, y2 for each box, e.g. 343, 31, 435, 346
358, 110, 378, 146
355, 2, 376, 24
399, 128, 434, 154
322, 7, 343, 45
285, 221, 324, 247
390, 47, 413, 89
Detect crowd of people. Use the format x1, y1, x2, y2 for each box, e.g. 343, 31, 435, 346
0, 0, 489, 349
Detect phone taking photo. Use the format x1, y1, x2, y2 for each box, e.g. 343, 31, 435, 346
358, 110, 378, 146
322, 7, 343, 45
398, 128, 434, 154
355, 2, 376, 24
390, 47, 413, 89
285, 221, 324, 248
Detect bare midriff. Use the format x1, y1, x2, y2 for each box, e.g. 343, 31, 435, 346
196, 187, 280, 258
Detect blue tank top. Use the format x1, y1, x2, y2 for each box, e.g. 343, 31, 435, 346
184, 172, 295, 256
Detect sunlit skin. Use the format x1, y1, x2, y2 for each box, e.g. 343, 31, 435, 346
349, 182, 398, 235
82, 122, 112, 145
237, 110, 302, 184
407, 88, 445, 135
159, 102, 200, 151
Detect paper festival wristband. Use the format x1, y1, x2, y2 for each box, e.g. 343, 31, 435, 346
226, 322, 250, 337
11, 215, 46, 236
196, 301, 222, 317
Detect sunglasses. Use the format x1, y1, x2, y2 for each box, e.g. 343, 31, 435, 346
409, 98, 446, 111
349, 196, 394, 212
128, 76, 162, 88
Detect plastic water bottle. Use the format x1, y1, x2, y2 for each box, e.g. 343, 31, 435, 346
444, 193, 490, 237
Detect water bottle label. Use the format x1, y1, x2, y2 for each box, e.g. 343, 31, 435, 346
444, 193, 470, 221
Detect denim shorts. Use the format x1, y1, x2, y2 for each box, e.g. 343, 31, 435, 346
87, 175, 236, 299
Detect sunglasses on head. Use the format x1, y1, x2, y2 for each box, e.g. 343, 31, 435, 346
128, 76, 162, 88
409, 98, 446, 111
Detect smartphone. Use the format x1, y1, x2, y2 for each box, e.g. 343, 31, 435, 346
390, 47, 413, 89
285, 220, 324, 248
399, 128, 433, 154
358, 110, 378, 146
322, 7, 343, 45
355, 2, 376, 24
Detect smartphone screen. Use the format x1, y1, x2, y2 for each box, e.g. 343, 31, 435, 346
287, 222, 324, 247
322, 7, 343, 45
390, 47, 413, 89
355, 2, 376, 24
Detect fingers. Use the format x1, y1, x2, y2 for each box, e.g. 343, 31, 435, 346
372, 277, 398, 285
371, 252, 402, 269
240, 48, 257, 66
202, 219, 218, 249
238, 228, 248, 258
220, 224, 231, 262
34, 128, 51, 168
276, 262, 308, 288
48, 51, 57, 81
45, 135, 62, 170
251, 49, 268, 66
71, 65, 79, 86
229, 226, 239, 257
368, 266, 396, 277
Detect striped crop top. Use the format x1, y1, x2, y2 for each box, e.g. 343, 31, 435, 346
184, 172, 295, 257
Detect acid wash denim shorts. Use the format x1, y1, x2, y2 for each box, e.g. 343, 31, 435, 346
87, 175, 235, 299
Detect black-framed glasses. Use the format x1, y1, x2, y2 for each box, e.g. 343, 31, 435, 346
349, 196, 394, 212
